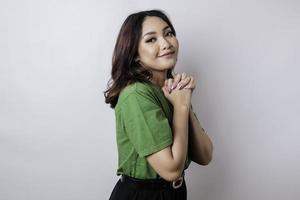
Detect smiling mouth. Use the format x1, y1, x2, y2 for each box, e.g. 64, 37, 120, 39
159, 51, 175, 57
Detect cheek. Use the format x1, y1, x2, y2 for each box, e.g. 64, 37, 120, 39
172, 38, 179, 49
140, 46, 158, 59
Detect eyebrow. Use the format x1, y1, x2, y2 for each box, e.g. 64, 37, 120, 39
143, 26, 171, 38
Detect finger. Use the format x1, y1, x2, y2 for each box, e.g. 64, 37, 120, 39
185, 77, 195, 87
181, 72, 187, 80
172, 73, 181, 90
178, 73, 189, 88
184, 77, 196, 91
178, 76, 192, 89
161, 85, 169, 96
167, 78, 173, 93
164, 79, 168, 88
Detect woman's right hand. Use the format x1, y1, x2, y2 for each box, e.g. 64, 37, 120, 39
162, 78, 192, 108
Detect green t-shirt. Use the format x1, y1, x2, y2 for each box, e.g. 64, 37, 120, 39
114, 81, 191, 179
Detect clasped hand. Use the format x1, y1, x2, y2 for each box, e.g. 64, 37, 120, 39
161, 72, 196, 108
163, 72, 196, 94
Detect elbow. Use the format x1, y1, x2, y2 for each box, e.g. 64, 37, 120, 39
161, 170, 183, 182
202, 141, 213, 165
158, 163, 185, 182
193, 153, 212, 166
203, 145, 214, 165
193, 146, 213, 166
200, 154, 213, 165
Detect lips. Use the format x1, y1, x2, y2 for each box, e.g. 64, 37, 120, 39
159, 51, 175, 57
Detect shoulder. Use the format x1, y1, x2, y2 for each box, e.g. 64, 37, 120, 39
115, 82, 157, 111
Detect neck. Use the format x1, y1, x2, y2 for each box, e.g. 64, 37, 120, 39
150, 70, 167, 88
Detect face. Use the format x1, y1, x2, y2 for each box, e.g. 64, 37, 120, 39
136, 16, 179, 73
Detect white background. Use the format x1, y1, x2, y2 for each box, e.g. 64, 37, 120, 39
1, 0, 299, 199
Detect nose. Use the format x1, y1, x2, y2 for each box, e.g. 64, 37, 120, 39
160, 37, 172, 50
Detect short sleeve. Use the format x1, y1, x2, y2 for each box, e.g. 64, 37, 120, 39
120, 90, 173, 157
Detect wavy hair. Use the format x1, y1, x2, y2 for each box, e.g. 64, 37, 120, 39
104, 9, 176, 108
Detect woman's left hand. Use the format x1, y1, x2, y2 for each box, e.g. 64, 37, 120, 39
169, 72, 196, 93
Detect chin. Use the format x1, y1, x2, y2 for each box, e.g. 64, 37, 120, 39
163, 62, 176, 70
158, 65, 175, 72
147, 60, 176, 71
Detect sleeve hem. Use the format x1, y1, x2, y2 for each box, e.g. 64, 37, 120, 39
138, 138, 173, 157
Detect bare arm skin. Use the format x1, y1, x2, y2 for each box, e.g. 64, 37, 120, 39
146, 105, 189, 181
188, 105, 213, 165
168, 73, 213, 165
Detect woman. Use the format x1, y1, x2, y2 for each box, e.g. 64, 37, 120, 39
104, 9, 213, 200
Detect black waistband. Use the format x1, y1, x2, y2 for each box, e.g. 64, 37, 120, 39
120, 172, 185, 190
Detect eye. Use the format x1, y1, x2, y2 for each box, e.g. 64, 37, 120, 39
166, 31, 174, 37
146, 38, 156, 43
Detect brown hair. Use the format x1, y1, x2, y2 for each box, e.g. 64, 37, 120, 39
104, 9, 176, 108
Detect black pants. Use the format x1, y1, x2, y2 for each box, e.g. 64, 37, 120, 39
109, 176, 187, 200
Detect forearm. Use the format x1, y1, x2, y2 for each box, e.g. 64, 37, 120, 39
188, 106, 213, 165
170, 105, 189, 174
